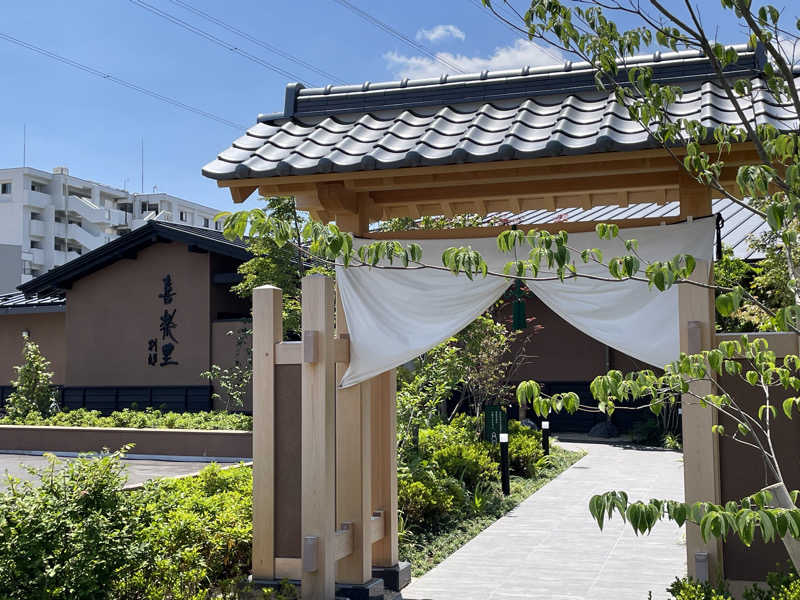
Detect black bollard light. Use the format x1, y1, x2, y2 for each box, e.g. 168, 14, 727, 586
541, 420, 550, 456
499, 432, 510, 496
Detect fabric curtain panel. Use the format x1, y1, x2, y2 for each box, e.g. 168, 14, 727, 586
336, 217, 715, 388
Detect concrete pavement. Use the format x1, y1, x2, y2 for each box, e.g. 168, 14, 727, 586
403, 441, 686, 600
0, 452, 213, 489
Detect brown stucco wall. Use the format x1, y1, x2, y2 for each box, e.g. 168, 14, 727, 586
65, 242, 211, 387
0, 312, 66, 385
500, 295, 649, 382
210, 319, 253, 410
718, 333, 800, 582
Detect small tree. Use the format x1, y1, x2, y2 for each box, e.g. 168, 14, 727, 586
4, 336, 58, 419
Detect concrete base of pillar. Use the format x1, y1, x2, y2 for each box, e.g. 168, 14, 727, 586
336, 577, 385, 600
372, 562, 411, 591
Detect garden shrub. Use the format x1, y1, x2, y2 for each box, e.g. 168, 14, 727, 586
743, 567, 800, 600
398, 459, 466, 527
418, 416, 498, 490
663, 571, 800, 600
118, 463, 252, 599
0, 449, 142, 600
665, 578, 732, 600
3, 337, 58, 419
0, 448, 252, 600
0, 407, 253, 431
506, 420, 544, 478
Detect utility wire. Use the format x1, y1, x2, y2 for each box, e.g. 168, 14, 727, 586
0, 31, 247, 129
331, 0, 467, 74
467, 0, 564, 64
166, 0, 345, 85
129, 0, 313, 86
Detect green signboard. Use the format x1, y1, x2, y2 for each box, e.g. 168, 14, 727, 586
483, 405, 508, 443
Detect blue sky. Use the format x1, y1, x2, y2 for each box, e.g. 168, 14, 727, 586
0, 1, 788, 212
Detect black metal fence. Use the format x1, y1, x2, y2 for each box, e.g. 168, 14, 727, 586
0, 385, 213, 415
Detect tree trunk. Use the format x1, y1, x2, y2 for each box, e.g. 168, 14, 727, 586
764, 482, 800, 572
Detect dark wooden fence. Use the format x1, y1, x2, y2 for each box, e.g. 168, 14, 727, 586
0, 385, 213, 414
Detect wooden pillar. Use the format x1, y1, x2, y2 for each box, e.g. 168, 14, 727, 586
252, 285, 283, 580
301, 275, 337, 599
335, 291, 373, 584
371, 369, 399, 568
679, 260, 723, 580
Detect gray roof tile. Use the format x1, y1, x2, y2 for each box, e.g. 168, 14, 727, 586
204, 44, 798, 181
490, 198, 766, 259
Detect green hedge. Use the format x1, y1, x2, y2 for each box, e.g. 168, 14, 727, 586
0, 407, 252, 431
0, 450, 252, 599
400, 416, 547, 531
664, 571, 800, 600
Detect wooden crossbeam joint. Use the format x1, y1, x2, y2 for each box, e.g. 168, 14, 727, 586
369, 510, 386, 544
334, 522, 354, 561
274, 337, 349, 365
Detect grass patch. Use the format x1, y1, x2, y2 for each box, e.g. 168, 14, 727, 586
399, 444, 585, 577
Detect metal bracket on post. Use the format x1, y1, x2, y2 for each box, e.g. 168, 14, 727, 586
694, 552, 709, 582
303, 536, 320, 573
303, 330, 319, 363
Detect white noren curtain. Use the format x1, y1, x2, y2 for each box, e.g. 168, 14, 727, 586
336, 218, 715, 388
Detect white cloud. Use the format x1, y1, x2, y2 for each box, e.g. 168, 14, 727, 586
385, 39, 562, 80
416, 24, 466, 43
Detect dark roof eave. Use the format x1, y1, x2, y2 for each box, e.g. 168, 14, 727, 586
0, 305, 65, 315
18, 222, 250, 297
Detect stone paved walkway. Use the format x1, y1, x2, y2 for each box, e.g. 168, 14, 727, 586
402, 441, 686, 600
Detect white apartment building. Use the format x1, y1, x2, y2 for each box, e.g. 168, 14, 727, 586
0, 166, 222, 292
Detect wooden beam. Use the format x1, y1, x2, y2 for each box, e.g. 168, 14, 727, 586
230, 185, 258, 203
679, 261, 723, 580
369, 511, 385, 544
275, 338, 349, 365
371, 370, 398, 568
369, 171, 679, 206
251, 285, 283, 580
301, 275, 337, 599
334, 524, 354, 561
275, 341, 302, 365
363, 216, 685, 240
679, 171, 713, 217
335, 291, 372, 584
275, 557, 302, 580
217, 143, 760, 190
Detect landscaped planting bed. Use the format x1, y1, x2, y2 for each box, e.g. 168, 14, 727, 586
0, 407, 252, 430
0, 417, 581, 599
397, 416, 584, 576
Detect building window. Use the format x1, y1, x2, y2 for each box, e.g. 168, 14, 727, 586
179, 211, 187, 222
30, 269, 41, 277
0, 183, 10, 194
215, 221, 222, 231
31, 182, 42, 192
30, 240, 42, 249
141, 201, 148, 214
30, 212, 42, 221
203, 217, 210, 228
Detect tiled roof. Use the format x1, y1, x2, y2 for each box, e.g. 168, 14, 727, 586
19, 221, 250, 297
489, 197, 768, 259
0, 291, 64, 314
203, 44, 799, 181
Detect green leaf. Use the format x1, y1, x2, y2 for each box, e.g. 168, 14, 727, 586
784, 397, 796, 420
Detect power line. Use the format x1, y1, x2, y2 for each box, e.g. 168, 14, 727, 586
331, 0, 467, 74
467, 0, 563, 64
129, 0, 313, 86
166, 0, 345, 85
0, 31, 247, 130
